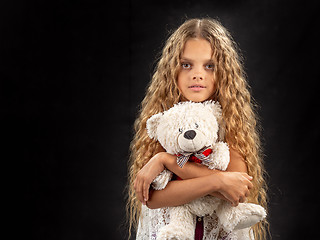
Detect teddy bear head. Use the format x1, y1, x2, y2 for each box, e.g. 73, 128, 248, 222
146, 101, 224, 154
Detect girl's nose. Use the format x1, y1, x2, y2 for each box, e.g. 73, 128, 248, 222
193, 74, 203, 81
192, 67, 204, 80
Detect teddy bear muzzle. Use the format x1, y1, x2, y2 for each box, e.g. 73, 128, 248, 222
178, 129, 206, 152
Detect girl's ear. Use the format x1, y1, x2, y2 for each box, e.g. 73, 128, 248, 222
146, 113, 162, 139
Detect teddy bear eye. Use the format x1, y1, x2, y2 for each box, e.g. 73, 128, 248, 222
195, 123, 199, 129
179, 128, 183, 133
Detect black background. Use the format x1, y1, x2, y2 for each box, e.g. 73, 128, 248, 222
2, 0, 319, 239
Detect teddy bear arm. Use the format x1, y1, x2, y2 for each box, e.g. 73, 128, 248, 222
209, 142, 230, 171
151, 170, 173, 190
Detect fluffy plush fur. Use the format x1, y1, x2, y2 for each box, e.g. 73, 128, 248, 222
146, 101, 266, 239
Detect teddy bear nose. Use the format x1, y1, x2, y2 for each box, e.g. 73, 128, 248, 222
184, 130, 196, 140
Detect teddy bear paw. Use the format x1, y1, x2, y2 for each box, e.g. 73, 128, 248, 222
233, 204, 267, 230
217, 202, 266, 232
234, 213, 263, 230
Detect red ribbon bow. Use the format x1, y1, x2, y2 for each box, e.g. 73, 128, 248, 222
176, 146, 212, 168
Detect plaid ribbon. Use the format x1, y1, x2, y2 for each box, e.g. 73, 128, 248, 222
176, 146, 212, 168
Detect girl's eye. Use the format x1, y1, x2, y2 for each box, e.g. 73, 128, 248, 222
195, 123, 199, 129
181, 63, 191, 69
205, 64, 214, 70
179, 128, 183, 133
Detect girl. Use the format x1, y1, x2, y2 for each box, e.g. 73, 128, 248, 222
127, 18, 268, 239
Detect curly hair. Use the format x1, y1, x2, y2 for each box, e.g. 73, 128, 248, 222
127, 18, 268, 239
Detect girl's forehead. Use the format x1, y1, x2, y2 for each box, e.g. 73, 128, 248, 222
181, 38, 213, 61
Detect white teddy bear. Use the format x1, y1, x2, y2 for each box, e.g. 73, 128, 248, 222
146, 101, 266, 240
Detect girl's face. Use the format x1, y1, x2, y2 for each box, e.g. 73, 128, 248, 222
177, 38, 216, 102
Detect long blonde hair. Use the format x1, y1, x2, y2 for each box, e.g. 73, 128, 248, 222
127, 18, 268, 239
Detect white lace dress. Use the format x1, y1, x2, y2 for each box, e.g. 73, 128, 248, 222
136, 205, 253, 240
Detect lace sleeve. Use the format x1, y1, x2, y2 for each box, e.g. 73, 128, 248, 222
137, 205, 172, 240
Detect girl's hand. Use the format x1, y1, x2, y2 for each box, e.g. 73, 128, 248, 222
215, 171, 253, 207
134, 152, 166, 205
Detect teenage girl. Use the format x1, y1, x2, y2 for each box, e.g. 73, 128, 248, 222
127, 18, 268, 240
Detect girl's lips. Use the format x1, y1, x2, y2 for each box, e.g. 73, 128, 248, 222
189, 85, 206, 91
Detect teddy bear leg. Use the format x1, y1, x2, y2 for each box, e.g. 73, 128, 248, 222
215, 202, 266, 233
186, 196, 220, 217
157, 206, 195, 240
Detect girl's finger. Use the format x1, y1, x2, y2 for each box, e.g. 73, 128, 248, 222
245, 190, 249, 197
233, 200, 239, 207
239, 196, 246, 203
135, 180, 144, 204
143, 181, 149, 203
224, 194, 235, 206
242, 173, 253, 181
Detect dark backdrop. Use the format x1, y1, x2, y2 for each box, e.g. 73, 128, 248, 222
2, 0, 319, 239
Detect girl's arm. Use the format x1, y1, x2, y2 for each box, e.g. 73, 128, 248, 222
146, 170, 252, 209
134, 148, 252, 208
147, 174, 224, 209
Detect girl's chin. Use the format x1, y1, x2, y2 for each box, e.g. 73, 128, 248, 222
179, 91, 214, 102
183, 95, 211, 102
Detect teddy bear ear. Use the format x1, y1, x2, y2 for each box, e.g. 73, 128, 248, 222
208, 101, 226, 141
146, 113, 162, 139
210, 101, 222, 119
